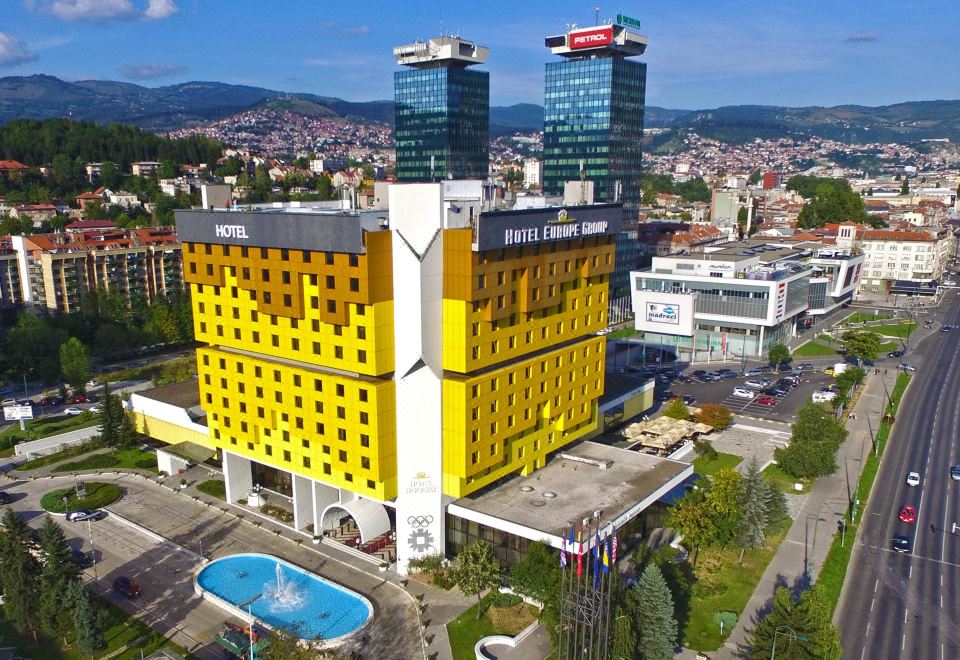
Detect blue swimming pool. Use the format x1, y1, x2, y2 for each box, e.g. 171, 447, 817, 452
195, 553, 372, 642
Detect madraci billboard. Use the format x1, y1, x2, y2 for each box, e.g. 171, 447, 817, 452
646, 302, 680, 325
569, 26, 613, 49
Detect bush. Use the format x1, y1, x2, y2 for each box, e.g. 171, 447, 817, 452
40, 482, 123, 512
196, 480, 226, 499
694, 440, 718, 461
490, 592, 523, 608
695, 403, 733, 430
662, 398, 691, 420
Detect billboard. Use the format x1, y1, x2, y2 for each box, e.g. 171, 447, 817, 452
175, 210, 366, 254
569, 26, 614, 49
646, 302, 680, 325
475, 204, 622, 251
3, 405, 33, 421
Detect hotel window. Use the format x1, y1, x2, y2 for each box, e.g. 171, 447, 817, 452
349, 254, 359, 267
314, 379, 323, 392
265, 445, 273, 456
315, 401, 324, 413
334, 325, 342, 336
316, 422, 325, 434
357, 326, 366, 340
358, 350, 367, 363
302, 439, 310, 448
312, 320, 320, 332
281, 271, 290, 284
313, 342, 322, 355
309, 274, 317, 285
261, 269, 270, 282
326, 275, 335, 289
263, 293, 271, 304
283, 294, 292, 307
334, 346, 344, 359
337, 406, 346, 419
283, 450, 291, 463
325, 252, 335, 265
327, 300, 336, 313
311, 296, 319, 309
359, 388, 368, 402
361, 457, 370, 469
323, 463, 331, 475
349, 278, 359, 292
303, 457, 311, 468
356, 304, 365, 316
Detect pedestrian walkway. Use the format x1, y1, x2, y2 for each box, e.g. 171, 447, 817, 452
712, 367, 899, 658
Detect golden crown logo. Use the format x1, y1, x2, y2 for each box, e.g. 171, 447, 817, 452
415, 472, 427, 480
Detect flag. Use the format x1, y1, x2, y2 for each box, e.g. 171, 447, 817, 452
601, 537, 610, 574
560, 528, 568, 568
576, 527, 584, 578
612, 534, 618, 564
593, 531, 601, 587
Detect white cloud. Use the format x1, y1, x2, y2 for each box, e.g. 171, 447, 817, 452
0, 32, 38, 67
342, 25, 370, 36
119, 62, 186, 79
26, 0, 178, 22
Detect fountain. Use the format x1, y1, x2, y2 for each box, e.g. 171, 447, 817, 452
262, 561, 305, 612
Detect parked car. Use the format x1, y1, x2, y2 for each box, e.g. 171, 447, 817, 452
759, 387, 780, 397
64, 407, 84, 415
718, 371, 737, 379
755, 396, 778, 406
68, 395, 88, 404
691, 370, 708, 378
86, 380, 100, 388
112, 576, 141, 599
744, 368, 764, 377
769, 386, 789, 396
899, 363, 917, 372
778, 363, 793, 372
38, 397, 53, 406
701, 373, 720, 382
682, 395, 696, 405
745, 379, 768, 389
66, 509, 105, 522
888, 350, 905, 358
951, 465, 960, 481
823, 368, 835, 376
892, 534, 911, 553
798, 362, 814, 370
812, 390, 837, 403
0, 398, 16, 407
0, 491, 10, 505
898, 505, 917, 523
906, 471, 921, 487
732, 387, 755, 399
88, 405, 101, 414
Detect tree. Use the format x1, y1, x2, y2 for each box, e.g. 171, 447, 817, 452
705, 468, 743, 548
0, 508, 40, 636
775, 403, 848, 478
454, 541, 501, 617
737, 206, 749, 238
634, 545, 693, 645
67, 579, 105, 654
762, 478, 789, 534
509, 541, 560, 609
744, 585, 841, 660
900, 177, 909, 195
631, 563, 678, 660
841, 330, 881, 363
736, 458, 769, 563
768, 342, 791, 366
666, 486, 714, 566
261, 625, 333, 659
695, 403, 733, 430
835, 366, 866, 394
610, 601, 638, 660
117, 406, 139, 449
37, 515, 77, 634
662, 397, 691, 421
98, 382, 121, 446
59, 337, 93, 392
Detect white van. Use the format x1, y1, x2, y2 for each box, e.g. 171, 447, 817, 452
812, 390, 837, 403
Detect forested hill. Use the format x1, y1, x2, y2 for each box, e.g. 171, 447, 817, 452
0, 118, 223, 167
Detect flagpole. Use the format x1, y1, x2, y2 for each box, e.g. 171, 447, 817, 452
603, 530, 614, 660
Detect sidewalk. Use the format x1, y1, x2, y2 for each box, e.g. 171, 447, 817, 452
712, 367, 898, 658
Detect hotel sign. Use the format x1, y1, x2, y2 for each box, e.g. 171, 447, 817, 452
476, 204, 622, 251
569, 26, 614, 49
646, 302, 680, 325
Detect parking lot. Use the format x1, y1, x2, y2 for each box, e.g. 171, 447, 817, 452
646, 364, 841, 423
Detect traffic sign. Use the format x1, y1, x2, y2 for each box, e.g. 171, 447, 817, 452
3, 405, 33, 421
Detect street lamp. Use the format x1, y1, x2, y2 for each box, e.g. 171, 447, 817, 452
771, 625, 808, 659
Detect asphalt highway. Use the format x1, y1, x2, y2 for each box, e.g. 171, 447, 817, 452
838, 289, 960, 660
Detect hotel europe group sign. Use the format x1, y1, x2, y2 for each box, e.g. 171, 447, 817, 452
476, 204, 623, 251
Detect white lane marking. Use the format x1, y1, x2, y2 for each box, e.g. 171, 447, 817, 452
904, 608, 909, 623
870, 597, 875, 612
875, 579, 880, 592
902, 634, 907, 651
909, 565, 913, 578
941, 593, 944, 608
866, 622, 871, 637
861, 647, 866, 660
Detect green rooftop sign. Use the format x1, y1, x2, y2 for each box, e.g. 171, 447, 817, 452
616, 13, 642, 30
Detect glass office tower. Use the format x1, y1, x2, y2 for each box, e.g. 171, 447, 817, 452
394, 37, 490, 182
542, 24, 648, 322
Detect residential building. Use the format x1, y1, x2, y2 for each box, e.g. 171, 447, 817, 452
0, 237, 23, 313
131, 161, 162, 177
0, 160, 28, 178
542, 22, 648, 323
631, 243, 814, 360
153, 188, 688, 571
523, 158, 543, 188
10, 204, 57, 227
393, 36, 490, 182
11, 227, 182, 312
850, 226, 952, 296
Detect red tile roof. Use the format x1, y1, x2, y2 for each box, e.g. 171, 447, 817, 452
65, 220, 118, 230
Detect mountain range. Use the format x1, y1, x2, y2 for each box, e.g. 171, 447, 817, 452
2, 74, 960, 144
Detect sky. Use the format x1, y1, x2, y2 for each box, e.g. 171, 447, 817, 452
1, 0, 958, 110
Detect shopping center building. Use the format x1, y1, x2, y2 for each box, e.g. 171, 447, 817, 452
126, 185, 691, 571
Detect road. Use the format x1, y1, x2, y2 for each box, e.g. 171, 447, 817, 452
838, 289, 960, 660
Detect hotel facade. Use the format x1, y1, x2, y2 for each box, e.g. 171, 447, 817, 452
165, 187, 670, 571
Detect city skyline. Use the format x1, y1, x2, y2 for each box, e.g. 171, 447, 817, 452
1, 0, 958, 110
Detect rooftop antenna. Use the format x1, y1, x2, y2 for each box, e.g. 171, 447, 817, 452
439, 8, 443, 37
595, 5, 600, 26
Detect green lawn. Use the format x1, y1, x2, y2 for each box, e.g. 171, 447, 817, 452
196, 479, 226, 499
816, 372, 911, 615
447, 595, 539, 660
685, 523, 790, 652
40, 482, 123, 513
871, 321, 917, 338
52, 447, 157, 473
792, 341, 840, 358
878, 340, 901, 353
846, 312, 891, 324
0, 413, 99, 457
761, 463, 813, 494
18, 440, 103, 471
693, 452, 742, 477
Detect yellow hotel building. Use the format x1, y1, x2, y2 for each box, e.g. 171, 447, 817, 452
169, 184, 675, 570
